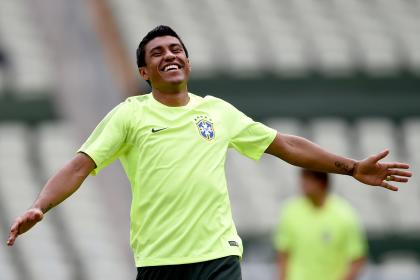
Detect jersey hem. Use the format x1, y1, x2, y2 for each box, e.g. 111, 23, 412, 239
135, 251, 242, 267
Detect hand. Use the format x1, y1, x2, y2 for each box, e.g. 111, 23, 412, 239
7, 208, 44, 246
353, 150, 412, 191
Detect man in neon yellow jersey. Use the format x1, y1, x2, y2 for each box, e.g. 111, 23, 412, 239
8, 26, 411, 280
274, 170, 367, 280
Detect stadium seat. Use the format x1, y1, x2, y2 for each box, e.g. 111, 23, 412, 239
379, 256, 420, 280
0, 123, 73, 280
0, 0, 54, 94
107, 0, 420, 76
0, 205, 19, 280
403, 118, 420, 165
241, 261, 277, 280
226, 150, 271, 234
263, 118, 304, 199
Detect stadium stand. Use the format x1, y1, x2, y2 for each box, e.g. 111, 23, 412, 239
0, 0, 54, 95
404, 118, 420, 168
0, 245, 18, 280
0, 0, 419, 279
107, 0, 420, 76
0, 46, 8, 91
0, 123, 73, 280
379, 256, 420, 280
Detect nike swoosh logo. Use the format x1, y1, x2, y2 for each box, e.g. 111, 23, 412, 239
151, 127, 168, 133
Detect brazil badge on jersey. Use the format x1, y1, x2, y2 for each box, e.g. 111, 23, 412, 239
195, 115, 215, 141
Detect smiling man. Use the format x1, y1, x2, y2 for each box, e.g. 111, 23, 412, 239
7, 25, 412, 280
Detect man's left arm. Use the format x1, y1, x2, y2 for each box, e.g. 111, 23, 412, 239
265, 133, 412, 191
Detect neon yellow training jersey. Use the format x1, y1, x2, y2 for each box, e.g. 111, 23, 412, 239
274, 195, 367, 280
78, 93, 277, 267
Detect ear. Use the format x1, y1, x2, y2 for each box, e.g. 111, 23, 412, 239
186, 58, 192, 72
139, 67, 149, 81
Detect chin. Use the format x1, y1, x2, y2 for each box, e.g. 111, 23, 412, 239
163, 76, 187, 85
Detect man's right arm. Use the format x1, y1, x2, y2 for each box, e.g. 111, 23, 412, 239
7, 152, 96, 246
277, 251, 288, 280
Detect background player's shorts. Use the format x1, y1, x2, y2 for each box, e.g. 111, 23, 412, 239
136, 256, 242, 280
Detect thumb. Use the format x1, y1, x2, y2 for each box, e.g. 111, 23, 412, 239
371, 149, 389, 163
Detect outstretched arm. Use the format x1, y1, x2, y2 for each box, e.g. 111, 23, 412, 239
265, 133, 411, 191
7, 152, 96, 246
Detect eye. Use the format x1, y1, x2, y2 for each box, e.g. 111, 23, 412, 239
172, 47, 183, 53
151, 52, 161, 57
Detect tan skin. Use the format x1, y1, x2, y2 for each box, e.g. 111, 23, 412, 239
139, 35, 191, 106
7, 35, 412, 246
277, 173, 366, 280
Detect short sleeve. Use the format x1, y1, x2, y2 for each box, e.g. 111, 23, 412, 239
224, 100, 277, 160
345, 211, 368, 260
78, 101, 132, 175
274, 206, 294, 252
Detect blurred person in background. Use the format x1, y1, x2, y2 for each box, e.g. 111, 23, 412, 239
274, 169, 367, 280
7, 25, 411, 280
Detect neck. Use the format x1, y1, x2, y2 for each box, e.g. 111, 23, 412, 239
307, 193, 327, 208
152, 86, 189, 107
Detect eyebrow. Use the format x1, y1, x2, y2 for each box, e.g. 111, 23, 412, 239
149, 43, 182, 53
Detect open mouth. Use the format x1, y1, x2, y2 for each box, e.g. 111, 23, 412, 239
161, 63, 182, 72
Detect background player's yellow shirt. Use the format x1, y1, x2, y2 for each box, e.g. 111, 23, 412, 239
274, 195, 367, 280
79, 93, 277, 267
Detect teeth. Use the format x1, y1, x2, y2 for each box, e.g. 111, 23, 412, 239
164, 64, 179, 71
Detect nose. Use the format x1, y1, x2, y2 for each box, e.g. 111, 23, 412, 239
163, 50, 176, 61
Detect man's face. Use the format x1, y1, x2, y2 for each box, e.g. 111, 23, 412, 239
300, 174, 326, 198
140, 36, 190, 89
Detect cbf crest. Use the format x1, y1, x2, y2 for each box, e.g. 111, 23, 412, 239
194, 115, 215, 141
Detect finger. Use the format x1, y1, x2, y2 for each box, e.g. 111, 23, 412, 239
7, 235, 17, 246
388, 169, 412, 177
385, 162, 410, 169
7, 233, 17, 246
10, 219, 21, 236
371, 149, 389, 162
381, 181, 398, 191
7, 222, 20, 246
387, 176, 409, 183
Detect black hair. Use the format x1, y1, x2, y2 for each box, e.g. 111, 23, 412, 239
136, 25, 189, 69
301, 169, 330, 190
